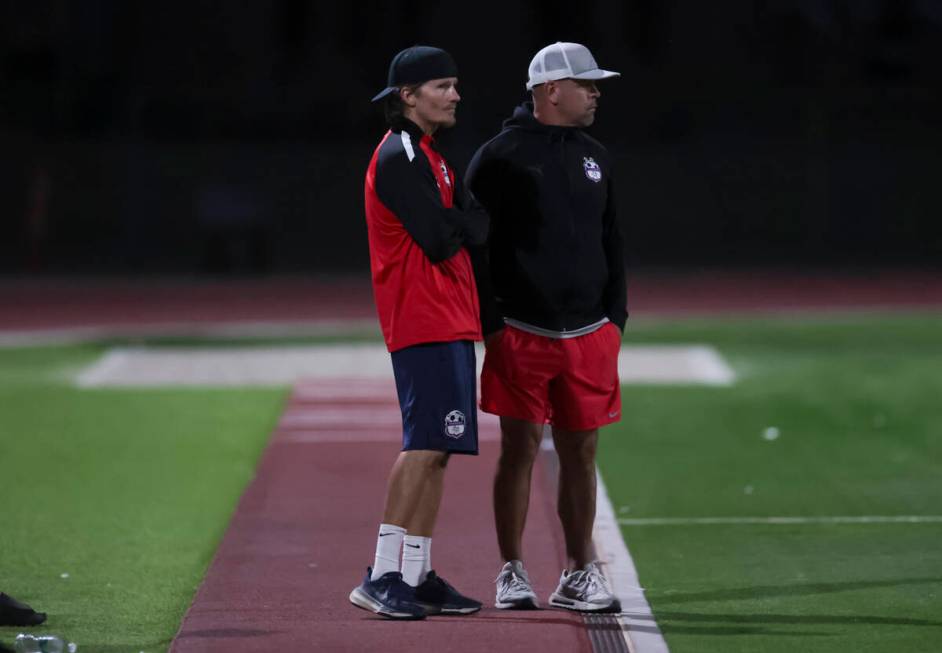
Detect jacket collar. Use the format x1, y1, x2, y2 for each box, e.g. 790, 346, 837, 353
390, 117, 431, 143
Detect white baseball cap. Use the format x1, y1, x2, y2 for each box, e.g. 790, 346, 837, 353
526, 42, 620, 90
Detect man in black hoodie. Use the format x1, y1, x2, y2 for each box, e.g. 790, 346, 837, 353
467, 42, 626, 613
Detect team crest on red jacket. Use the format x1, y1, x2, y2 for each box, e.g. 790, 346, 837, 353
583, 157, 602, 182
444, 410, 466, 438
439, 160, 452, 187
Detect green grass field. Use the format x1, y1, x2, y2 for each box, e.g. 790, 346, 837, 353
599, 313, 942, 652
1, 312, 940, 652
0, 344, 287, 652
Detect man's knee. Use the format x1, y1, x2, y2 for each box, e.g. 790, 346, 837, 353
424, 450, 450, 470
553, 429, 599, 467
401, 449, 450, 472
499, 419, 543, 466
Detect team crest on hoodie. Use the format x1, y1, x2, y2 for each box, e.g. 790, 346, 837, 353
583, 157, 602, 182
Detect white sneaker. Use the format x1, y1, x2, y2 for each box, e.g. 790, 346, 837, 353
548, 561, 621, 613
494, 560, 539, 609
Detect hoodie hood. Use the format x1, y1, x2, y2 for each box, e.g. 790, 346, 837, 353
502, 102, 582, 138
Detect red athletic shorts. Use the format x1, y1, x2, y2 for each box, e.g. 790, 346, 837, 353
480, 323, 622, 431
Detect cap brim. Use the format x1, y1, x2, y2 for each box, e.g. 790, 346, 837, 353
526, 69, 621, 90
371, 87, 399, 103
570, 69, 620, 81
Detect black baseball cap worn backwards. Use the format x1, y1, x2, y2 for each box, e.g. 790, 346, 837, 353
371, 45, 458, 102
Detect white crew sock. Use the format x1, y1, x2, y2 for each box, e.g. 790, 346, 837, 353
401, 535, 432, 587
371, 523, 406, 581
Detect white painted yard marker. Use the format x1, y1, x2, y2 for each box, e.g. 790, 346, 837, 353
618, 345, 734, 385
75, 344, 735, 387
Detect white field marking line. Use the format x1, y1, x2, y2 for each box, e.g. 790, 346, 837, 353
618, 515, 942, 526
74, 349, 130, 387
594, 470, 669, 653
75, 344, 397, 387
74, 344, 735, 387
617, 345, 734, 385
688, 345, 736, 385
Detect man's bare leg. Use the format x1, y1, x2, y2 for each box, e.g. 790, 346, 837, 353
493, 417, 543, 561
382, 450, 450, 534
551, 427, 599, 570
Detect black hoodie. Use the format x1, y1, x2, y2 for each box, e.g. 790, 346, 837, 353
466, 102, 627, 336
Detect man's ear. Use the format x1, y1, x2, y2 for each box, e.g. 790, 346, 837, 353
545, 80, 560, 105
532, 84, 555, 106
400, 86, 418, 108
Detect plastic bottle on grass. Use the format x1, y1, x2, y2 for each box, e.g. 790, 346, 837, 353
13, 634, 77, 653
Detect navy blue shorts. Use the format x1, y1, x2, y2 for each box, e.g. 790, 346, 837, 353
390, 340, 479, 455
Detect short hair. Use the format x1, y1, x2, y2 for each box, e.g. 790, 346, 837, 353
383, 83, 422, 127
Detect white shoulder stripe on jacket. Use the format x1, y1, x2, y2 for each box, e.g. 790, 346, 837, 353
400, 132, 416, 162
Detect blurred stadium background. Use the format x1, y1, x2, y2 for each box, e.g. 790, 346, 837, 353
2, 0, 940, 275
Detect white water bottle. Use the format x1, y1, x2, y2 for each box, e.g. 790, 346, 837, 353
13, 634, 77, 653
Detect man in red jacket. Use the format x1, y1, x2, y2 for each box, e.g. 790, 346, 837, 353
349, 45, 487, 620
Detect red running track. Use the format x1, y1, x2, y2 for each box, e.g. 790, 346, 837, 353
169, 379, 592, 653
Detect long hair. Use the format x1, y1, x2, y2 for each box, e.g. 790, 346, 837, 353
383, 83, 422, 127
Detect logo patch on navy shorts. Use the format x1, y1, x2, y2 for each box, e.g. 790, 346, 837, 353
444, 410, 466, 439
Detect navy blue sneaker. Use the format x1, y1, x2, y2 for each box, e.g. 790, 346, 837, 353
414, 570, 483, 615
349, 568, 427, 620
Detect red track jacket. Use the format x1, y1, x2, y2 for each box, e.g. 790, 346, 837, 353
364, 119, 488, 352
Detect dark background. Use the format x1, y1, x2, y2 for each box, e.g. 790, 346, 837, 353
2, 0, 940, 276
